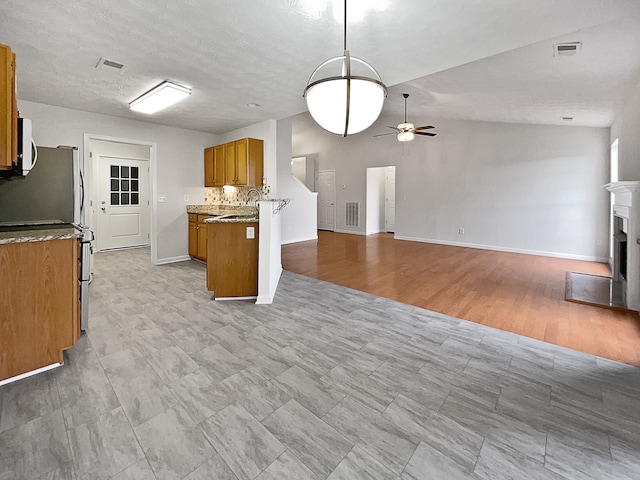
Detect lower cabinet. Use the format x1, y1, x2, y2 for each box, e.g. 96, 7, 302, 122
206, 221, 259, 298
0, 238, 79, 382
188, 213, 208, 261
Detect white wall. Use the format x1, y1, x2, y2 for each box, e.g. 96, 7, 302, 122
277, 117, 318, 245
611, 75, 640, 181
19, 100, 218, 263
292, 111, 610, 261
366, 167, 386, 234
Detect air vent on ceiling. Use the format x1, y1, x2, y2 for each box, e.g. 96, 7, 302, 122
553, 42, 582, 57
562, 116, 574, 121
95, 57, 126, 72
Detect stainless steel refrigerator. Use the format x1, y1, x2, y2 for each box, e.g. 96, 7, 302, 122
0, 145, 93, 331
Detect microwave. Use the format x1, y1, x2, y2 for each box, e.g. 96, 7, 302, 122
17, 118, 37, 176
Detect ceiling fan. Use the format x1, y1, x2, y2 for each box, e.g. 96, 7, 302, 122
373, 93, 436, 142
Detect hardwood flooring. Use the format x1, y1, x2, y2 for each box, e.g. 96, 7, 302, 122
282, 231, 640, 366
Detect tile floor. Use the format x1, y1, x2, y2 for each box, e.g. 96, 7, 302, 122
1, 248, 640, 479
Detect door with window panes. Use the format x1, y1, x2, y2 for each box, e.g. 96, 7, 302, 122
98, 156, 150, 250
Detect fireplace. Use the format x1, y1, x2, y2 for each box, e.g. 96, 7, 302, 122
605, 181, 640, 312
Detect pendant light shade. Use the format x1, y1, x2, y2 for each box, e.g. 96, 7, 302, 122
303, 1, 387, 137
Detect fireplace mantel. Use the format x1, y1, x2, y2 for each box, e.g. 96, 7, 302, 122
604, 181, 640, 195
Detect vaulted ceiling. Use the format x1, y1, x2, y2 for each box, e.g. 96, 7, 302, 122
1, 0, 639, 134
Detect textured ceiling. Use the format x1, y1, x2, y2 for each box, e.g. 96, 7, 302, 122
1, 0, 639, 134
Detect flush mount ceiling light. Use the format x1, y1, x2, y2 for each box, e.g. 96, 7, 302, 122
303, 0, 387, 137
129, 80, 191, 114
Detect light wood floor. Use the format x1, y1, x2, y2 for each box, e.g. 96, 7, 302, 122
282, 231, 640, 366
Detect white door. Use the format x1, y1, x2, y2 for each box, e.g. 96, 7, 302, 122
98, 156, 150, 250
316, 170, 336, 231
385, 166, 396, 233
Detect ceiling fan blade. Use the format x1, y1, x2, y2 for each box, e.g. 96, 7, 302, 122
415, 132, 437, 137
414, 125, 435, 130
387, 126, 401, 131
373, 132, 398, 138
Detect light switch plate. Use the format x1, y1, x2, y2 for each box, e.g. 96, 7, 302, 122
246, 226, 255, 239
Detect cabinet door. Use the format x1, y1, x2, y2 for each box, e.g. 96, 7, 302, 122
10, 52, 16, 167
0, 44, 14, 170
225, 142, 236, 185
188, 222, 198, 257
197, 218, 207, 261
234, 139, 248, 186
204, 147, 214, 187
213, 144, 225, 187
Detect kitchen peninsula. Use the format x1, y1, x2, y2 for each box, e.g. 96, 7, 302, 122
187, 199, 289, 304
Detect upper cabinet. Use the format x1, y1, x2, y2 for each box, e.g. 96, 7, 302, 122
0, 43, 18, 171
203, 138, 264, 187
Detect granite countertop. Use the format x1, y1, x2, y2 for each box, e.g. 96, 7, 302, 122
203, 216, 259, 224
186, 205, 256, 216
0, 224, 84, 245
187, 204, 258, 224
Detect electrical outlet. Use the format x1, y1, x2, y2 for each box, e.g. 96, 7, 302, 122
246, 226, 255, 239
459, 228, 465, 235
183, 195, 189, 203
158, 195, 167, 203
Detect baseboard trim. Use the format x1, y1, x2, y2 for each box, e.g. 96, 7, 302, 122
0, 363, 62, 387
334, 229, 366, 236
281, 235, 318, 245
256, 266, 283, 305
156, 255, 191, 265
394, 236, 608, 263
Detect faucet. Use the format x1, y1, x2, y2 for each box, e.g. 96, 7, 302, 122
244, 187, 262, 214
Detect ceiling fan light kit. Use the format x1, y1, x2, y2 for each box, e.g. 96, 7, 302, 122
397, 129, 414, 142
303, 0, 387, 137
373, 93, 437, 141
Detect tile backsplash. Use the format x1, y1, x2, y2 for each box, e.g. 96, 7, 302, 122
204, 185, 270, 206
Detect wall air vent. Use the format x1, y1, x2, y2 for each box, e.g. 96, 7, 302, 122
346, 202, 359, 227
553, 42, 582, 57
95, 57, 126, 72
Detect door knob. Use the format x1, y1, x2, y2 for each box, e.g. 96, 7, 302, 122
101, 207, 106, 212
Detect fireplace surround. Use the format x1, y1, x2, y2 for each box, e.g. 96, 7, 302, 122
605, 181, 640, 312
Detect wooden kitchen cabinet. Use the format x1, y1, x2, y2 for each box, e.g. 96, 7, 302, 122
188, 214, 198, 258
203, 137, 264, 187
0, 238, 79, 382
197, 215, 208, 261
187, 213, 209, 261
206, 221, 259, 298
204, 147, 214, 187
213, 144, 225, 187
0, 43, 18, 171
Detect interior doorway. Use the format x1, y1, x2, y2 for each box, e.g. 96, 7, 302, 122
85, 135, 155, 259
366, 166, 396, 235
316, 169, 336, 231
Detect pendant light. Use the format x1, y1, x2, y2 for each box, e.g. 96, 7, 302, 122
303, 0, 387, 137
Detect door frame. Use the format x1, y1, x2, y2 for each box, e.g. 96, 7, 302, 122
84, 134, 158, 265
